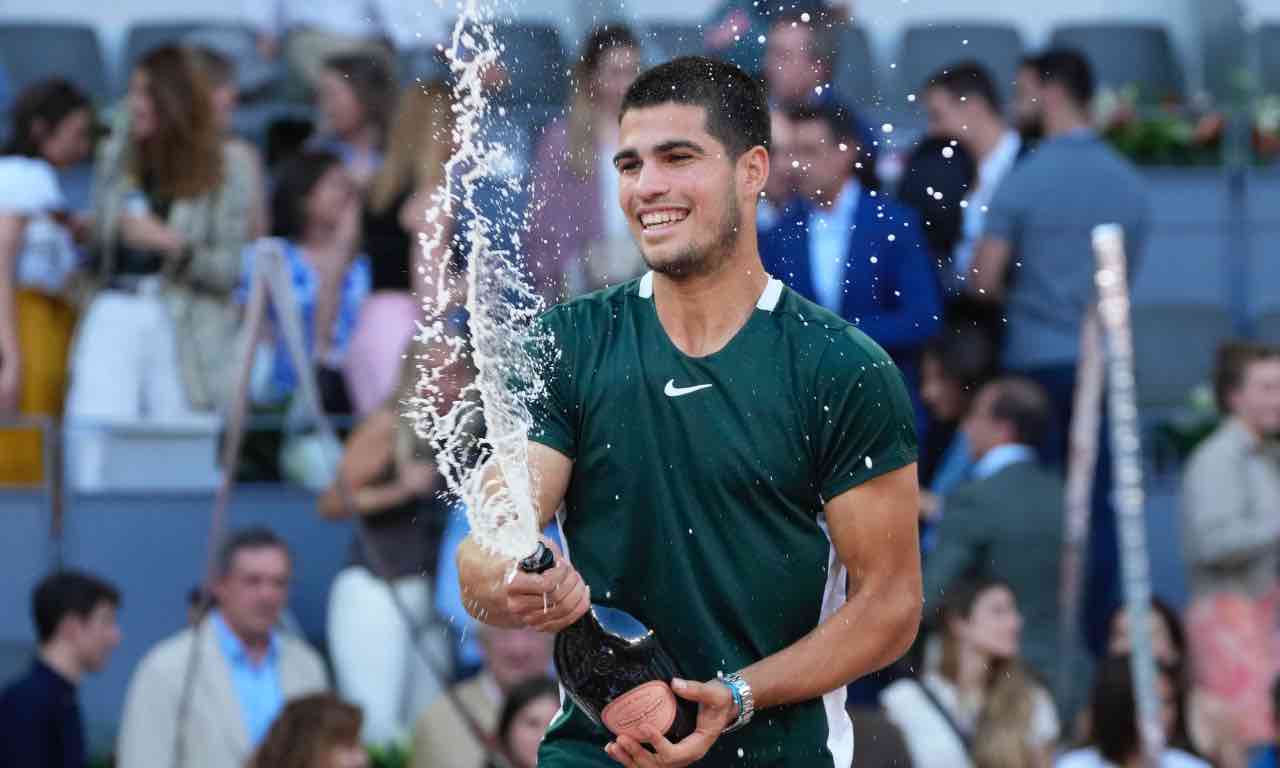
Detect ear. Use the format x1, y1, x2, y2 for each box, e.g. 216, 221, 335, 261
738, 145, 769, 200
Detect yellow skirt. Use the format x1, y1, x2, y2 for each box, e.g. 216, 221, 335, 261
0, 289, 76, 486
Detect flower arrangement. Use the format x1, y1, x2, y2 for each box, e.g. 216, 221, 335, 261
1094, 85, 1224, 166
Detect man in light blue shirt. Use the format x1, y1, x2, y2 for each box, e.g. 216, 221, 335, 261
209, 610, 283, 745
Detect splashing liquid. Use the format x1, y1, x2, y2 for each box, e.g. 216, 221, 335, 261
406, 0, 552, 564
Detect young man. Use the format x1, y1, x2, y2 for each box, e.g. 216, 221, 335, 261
117, 528, 328, 768
0, 571, 121, 768
457, 56, 922, 768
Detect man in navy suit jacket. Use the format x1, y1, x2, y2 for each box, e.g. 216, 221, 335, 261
760, 104, 942, 371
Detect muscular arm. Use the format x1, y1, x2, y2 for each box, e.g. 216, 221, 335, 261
456, 441, 574, 627
968, 236, 1012, 302
740, 464, 922, 710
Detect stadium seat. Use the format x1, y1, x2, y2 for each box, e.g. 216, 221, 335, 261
1132, 303, 1233, 414
895, 23, 1024, 105
0, 23, 110, 105
1258, 24, 1280, 97
1131, 169, 1230, 306
831, 24, 876, 111
122, 21, 257, 87
1048, 23, 1185, 104
1247, 172, 1280, 316
1256, 310, 1280, 346
643, 21, 706, 63
491, 22, 569, 108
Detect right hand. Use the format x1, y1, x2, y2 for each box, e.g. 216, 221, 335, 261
0, 353, 19, 413
504, 538, 590, 633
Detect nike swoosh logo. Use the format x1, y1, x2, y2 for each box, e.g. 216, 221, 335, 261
664, 379, 713, 398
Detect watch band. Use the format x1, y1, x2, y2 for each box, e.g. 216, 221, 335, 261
720, 672, 755, 734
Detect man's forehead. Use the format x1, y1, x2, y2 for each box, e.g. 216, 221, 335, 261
619, 104, 714, 145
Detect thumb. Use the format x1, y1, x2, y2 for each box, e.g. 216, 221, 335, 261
671, 678, 723, 705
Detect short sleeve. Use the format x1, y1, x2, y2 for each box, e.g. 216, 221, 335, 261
980, 167, 1027, 243
814, 329, 918, 502
0, 157, 63, 213
527, 307, 577, 459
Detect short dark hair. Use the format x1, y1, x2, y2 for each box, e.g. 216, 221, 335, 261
985, 376, 1052, 447
271, 150, 344, 240
926, 60, 1002, 114
768, 8, 839, 76
1213, 341, 1280, 414
1035, 48, 1095, 108
578, 24, 639, 79
786, 101, 878, 188
33, 571, 120, 645
4, 78, 92, 158
619, 56, 770, 158
215, 527, 290, 578
923, 325, 998, 394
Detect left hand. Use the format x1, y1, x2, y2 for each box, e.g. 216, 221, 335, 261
604, 678, 739, 768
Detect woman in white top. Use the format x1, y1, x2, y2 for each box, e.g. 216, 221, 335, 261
0, 79, 95, 484
881, 575, 1060, 768
1057, 655, 1210, 768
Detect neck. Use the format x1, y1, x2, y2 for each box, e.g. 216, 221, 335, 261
966, 118, 1009, 164
652, 248, 769, 358
300, 221, 338, 254
40, 643, 83, 686
1044, 105, 1090, 138
953, 644, 990, 697
1233, 414, 1267, 443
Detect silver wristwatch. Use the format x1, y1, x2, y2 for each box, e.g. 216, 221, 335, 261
720, 672, 755, 734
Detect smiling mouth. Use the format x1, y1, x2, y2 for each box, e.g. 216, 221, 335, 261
639, 209, 690, 231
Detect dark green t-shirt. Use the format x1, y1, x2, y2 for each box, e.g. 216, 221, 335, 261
532, 272, 917, 767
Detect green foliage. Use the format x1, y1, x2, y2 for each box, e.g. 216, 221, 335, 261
368, 742, 412, 768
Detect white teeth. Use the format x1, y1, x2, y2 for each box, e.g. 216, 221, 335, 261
640, 210, 688, 228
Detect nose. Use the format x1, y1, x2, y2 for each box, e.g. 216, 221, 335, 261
634, 161, 670, 201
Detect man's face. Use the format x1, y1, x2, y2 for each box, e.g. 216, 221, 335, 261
764, 22, 824, 107
962, 384, 1011, 460
924, 86, 972, 141
212, 546, 290, 642
68, 602, 121, 674
1014, 66, 1043, 138
1230, 358, 1280, 436
615, 103, 751, 280
790, 118, 850, 204
764, 110, 796, 206
482, 627, 554, 693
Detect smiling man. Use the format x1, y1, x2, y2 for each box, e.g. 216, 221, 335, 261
456, 56, 922, 768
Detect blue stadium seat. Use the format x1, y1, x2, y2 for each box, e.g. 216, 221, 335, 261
643, 21, 705, 63
1049, 23, 1185, 103
1133, 303, 1233, 414
896, 23, 1024, 105
831, 24, 876, 111
491, 21, 569, 108
1131, 169, 1230, 306
123, 21, 257, 87
1247, 172, 1280, 319
1258, 24, 1280, 97
0, 23, 110, 105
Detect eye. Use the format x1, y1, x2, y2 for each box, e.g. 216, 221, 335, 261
668, 153, 694, 164
616, 160, 640, 174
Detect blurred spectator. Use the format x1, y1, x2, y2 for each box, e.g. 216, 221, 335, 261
411, 626, 554, 768
758, 107, 798, 234
0, 571, 121, 768
968, 48, 1150, 654
321, 336, 475, 745
117, 528, 328, 768
923, 378, 1066, 702
704, 0, 830, 78
527, 25, 643, 300
345, 80, 456, 414
189, 44, 269, 239
310, 54, 395, 189
242, 150, 370, 414
895, 135, 975, 278
1013, 57, 1045, 147
0, 79, 94, 485
1182, 342, 1280, 749
243, 0, 439, 96
246, 693, 369, 768
923, 62, 1024, 296
761, 102, 941, 397
488, 676, 561, 768
846, 707, 915, 768
1057, 655, 1209, 768
1182, 341, 1280, 600
1250, 678, 1280, 768
917, 326, 997, 527
762, 7, 839, 108
66, 46, 255, 489
882, 576, 1060, 768
1105, 600, 1238, 767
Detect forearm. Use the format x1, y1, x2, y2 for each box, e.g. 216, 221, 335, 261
120, 213, 183, 255
740, 571, 921, 710
0, 216, 26, 360
457, 534, 524, 627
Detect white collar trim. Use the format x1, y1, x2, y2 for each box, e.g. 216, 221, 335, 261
637, 271, 784, 313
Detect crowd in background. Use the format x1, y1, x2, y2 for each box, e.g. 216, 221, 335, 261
1, 0, 1279, 767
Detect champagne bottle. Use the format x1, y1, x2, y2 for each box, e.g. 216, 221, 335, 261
519, 542, 698, 743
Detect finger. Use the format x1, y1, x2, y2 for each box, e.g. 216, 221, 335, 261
643, 722, 711, 765
603, 742, 632, 767
536, 582, 589, 632
672, 678, 728, 707
615, 734, 655, 768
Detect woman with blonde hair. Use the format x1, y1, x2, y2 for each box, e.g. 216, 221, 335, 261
344, 79, 457, 415
66, 45, 255, 489
525, 24, 642, 301
881, 576, 1061, 768
247, 693, 369, 768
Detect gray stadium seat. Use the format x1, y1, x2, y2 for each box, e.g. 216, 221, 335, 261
1257, 24, 1280, 97
1049, 23, 1184, 103
491, 22, 568, 108
123, 21, 255, 82
896, 23, 1024, 105
1256, 310, 1280, 346
1247, 172, 1280, 315
0, 23, 110, 105
1132, 303, 1233, 414
643, 21, 705, 63
831, 25, 875, 111
1131, 169, 1230, 306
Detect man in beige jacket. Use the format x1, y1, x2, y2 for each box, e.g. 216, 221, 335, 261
117, 528, 328, 768
411, 625, 552, 768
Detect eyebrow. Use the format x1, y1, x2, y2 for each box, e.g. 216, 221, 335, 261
612, 139, 710, 167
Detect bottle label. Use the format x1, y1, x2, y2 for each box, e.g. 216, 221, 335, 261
601, 680, 678, 740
